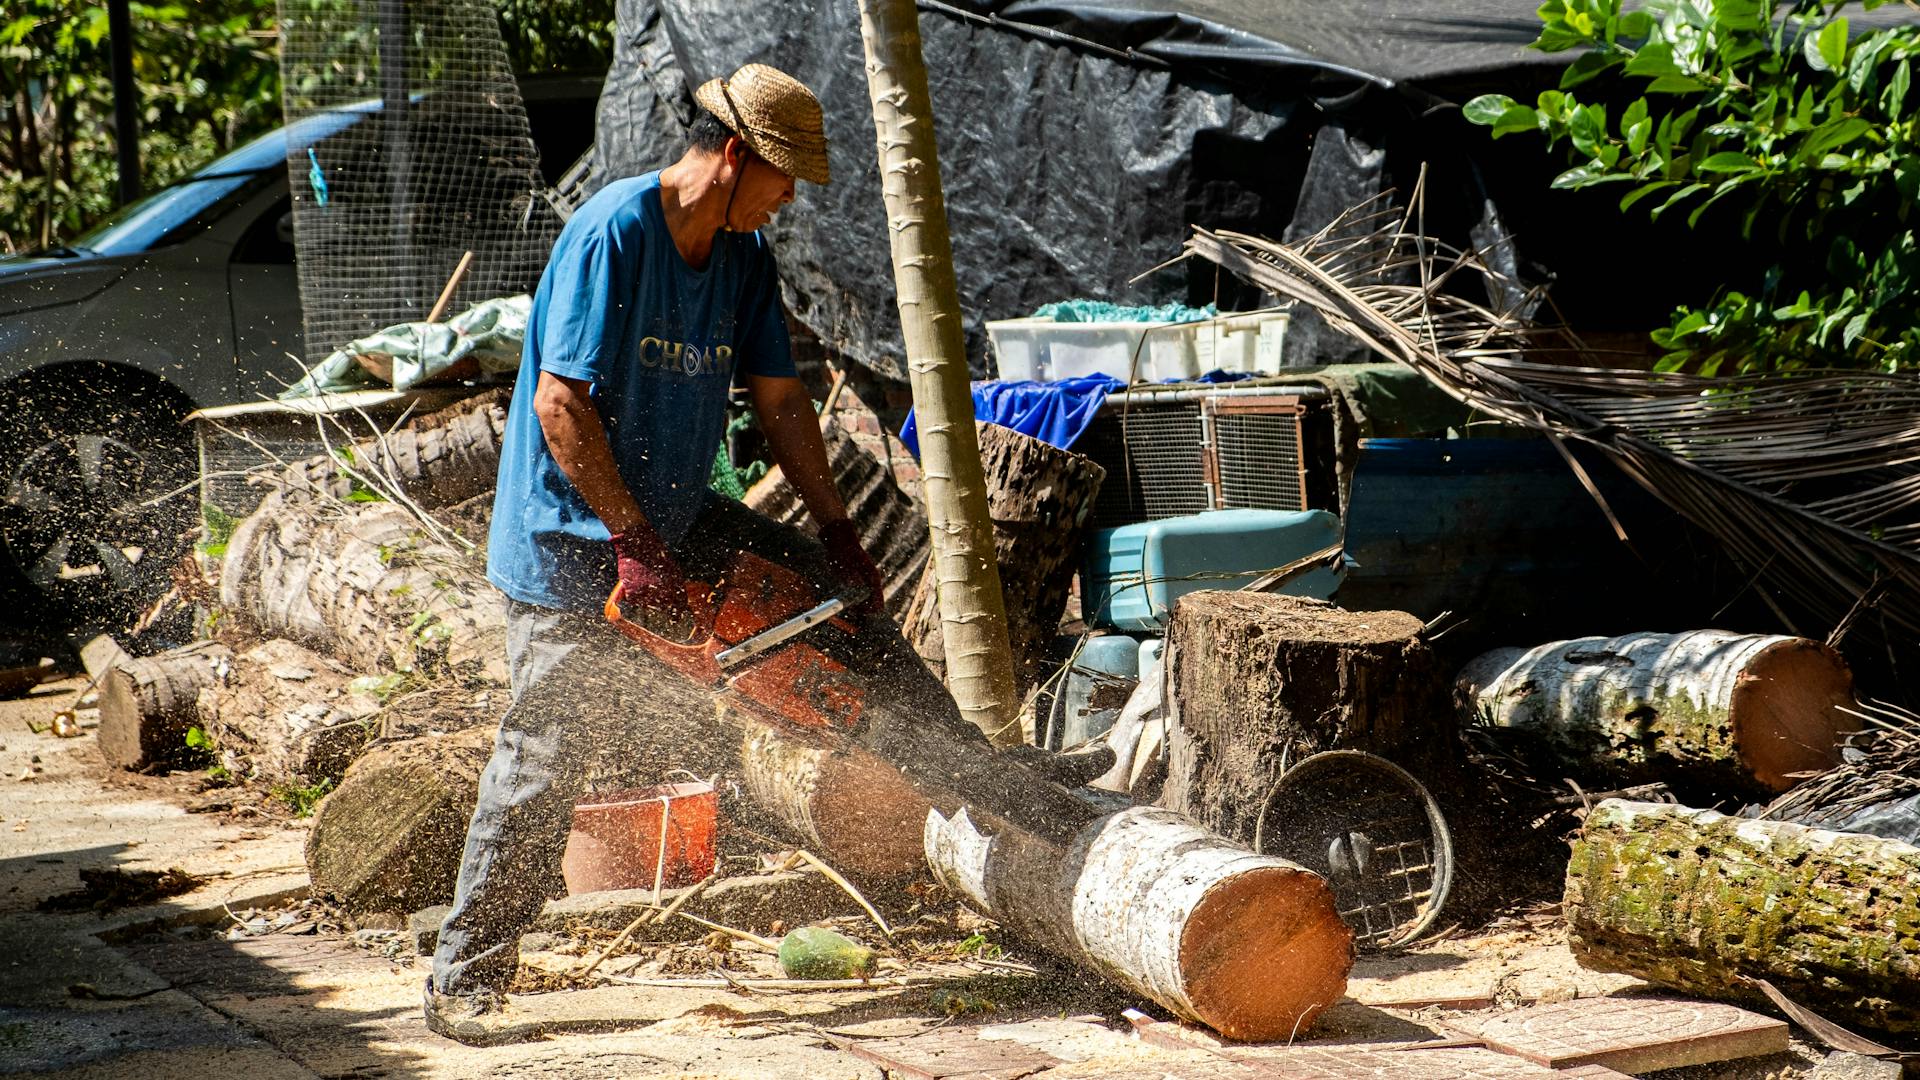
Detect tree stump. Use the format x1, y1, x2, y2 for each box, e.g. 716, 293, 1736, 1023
1457, 631, 1858, 796
196, 639, 383, 788
96, 641, 233, 771
306, 725, 497, 916
1161, 593, 1450, 843
903, 421, 1105, 692
743, 422, 928, 620
1567, 799, 1920, 1034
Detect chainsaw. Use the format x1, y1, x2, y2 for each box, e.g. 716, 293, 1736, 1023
604, 551, 868, 733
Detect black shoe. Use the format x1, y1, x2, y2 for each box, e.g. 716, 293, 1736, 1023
423, 978, 542, 1046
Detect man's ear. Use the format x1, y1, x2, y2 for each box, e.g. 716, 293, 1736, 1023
726, 135, 749, 168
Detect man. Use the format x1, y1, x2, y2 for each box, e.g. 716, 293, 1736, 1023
423, 63, 975, 1045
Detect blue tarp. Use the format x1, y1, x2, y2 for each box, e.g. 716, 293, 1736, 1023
899, 372, 1255, 455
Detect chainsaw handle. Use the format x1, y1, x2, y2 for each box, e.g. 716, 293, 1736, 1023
604, 579, 717, 644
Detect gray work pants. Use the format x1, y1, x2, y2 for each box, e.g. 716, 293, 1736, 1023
432, 496, 957, 995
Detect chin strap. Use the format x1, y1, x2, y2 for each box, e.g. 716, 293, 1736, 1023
720, 145, 747, 232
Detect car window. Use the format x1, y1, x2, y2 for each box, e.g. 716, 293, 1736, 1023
233, 195, 296, 265
69, 174, 257, 256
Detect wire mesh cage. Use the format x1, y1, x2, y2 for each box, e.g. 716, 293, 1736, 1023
1253, 750, 1453, 951
277, 0, 559, 365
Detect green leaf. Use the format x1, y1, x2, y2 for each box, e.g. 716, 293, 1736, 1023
1550, 165, 1634, 188
1568, 103, 1607, 156
1624, 42, 1681, 76
1807, 16, 1849, 73
1885, 59, 1910, 117
1561, 49, 1618, 88
1619, 180, 1678, 211
1698, 151, 1761, 173
1647, 74, 1707, 93
1626, 116, 1653, 156
1648, 182, 1709, 220
1800, 117, 1873, 161
1492, 105, 1544, 136
1463, 94, 1518, 126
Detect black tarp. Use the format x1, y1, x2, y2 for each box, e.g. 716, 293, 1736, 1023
591, 0, 1593, 378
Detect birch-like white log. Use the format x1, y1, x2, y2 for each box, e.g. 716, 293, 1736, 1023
1457, 630, 1856, 794
926, 804, 1353, 1041
857, 0, 1021, 745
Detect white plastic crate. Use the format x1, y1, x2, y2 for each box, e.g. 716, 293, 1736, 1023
1192, 311, 1291, 375
986, 318, 1205, 383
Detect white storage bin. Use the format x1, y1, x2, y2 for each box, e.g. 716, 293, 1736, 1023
986, 318, 1053, 381
1193, 311, 1290, 375
987, 318, 1203, 383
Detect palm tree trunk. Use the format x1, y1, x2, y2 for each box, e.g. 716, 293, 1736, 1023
856, 0, 1022, 745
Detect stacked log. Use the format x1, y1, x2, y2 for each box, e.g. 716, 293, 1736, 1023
218, 497, 507, 685
306, 725, 497, 915
1457, 631, 1858, 796
902, 421, 1106, 692
1161, 592, 1451, 843
1567, 799, 1920, 1034
270, 388, 508, 509
196, 639, 382, 787
97, 640, 233, 771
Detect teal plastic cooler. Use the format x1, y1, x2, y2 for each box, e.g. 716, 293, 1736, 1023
1083, 509, 1343, 631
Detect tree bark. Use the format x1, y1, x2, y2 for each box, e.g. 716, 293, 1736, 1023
902, 422, 1104, 694
926, 803, 1352, 1041
1567, 799, 1920, 1034
858, 0, 1021, 746
269, 389, 508, 511
196, 639, 383, 788
1161, 592, 1451, 843
218, 495, 507, 685
306, 725, 497, 916
1457, 631, 1858, 796
97, 641, 233, 772
743, 422, 928, 621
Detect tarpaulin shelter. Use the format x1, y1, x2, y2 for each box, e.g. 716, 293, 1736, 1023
586, 1, 1789, 379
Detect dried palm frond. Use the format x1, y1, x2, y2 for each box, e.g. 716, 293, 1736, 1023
1176, 179, 1920, 665
1761, 699, 1920, 825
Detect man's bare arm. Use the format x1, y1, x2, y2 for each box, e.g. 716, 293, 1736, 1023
748, 373, 849, 526
533, 371, 646, 536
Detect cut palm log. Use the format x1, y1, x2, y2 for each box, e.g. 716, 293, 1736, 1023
743, 423, 929, 621
1458, 632, 1858, 795
927, 803, 1352, 1041
97, 640, 233, 771
271, 388, 508, 510
1162, 592, 1451, 843
306, 725, 496, 915
219, 495, 506, 684
903, 421, 1105, 694
196, 639, 382, 787
1567, 800, 1920, 1034
738, 720, 928, 878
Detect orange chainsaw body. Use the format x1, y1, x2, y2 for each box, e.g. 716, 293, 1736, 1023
604, 552, 866, 733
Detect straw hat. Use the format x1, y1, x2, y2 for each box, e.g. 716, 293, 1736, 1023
694, 63, 831, 186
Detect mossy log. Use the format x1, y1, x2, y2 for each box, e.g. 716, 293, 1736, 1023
1161, 592, 1451, 843
195, 638, 382, 787
1567, 800, 1920, 1033
1458, 631, 1858, 796
902, 421, 1105, 695
306, 725, 497, 915
219, 495, 506, 685
96, 640, 232, 771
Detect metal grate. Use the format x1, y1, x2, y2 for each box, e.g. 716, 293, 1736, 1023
1214, 411, 1306, 512
1079, 404, 1211, 530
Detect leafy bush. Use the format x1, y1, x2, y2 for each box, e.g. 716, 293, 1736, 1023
1465, 0, 1919, 374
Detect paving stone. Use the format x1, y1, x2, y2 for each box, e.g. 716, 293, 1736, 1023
1232, 1045, 1632, 1079
1440, 996, 1788, 1074
1809, 1050, 1906, 1079
833, 1025, 1066, 1079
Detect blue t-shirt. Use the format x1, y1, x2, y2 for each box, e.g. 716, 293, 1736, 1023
487, 172, 795, 611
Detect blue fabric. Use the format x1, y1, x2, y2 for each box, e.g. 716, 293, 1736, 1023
488, 172, 795, 612
897, 370, 1258, 454
898, 374, 1123, 456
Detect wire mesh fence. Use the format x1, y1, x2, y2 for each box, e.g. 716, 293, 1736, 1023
277, 0, 559, 365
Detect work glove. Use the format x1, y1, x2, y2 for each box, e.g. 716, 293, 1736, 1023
819, 518, 885, 619
611, 522, 691, 620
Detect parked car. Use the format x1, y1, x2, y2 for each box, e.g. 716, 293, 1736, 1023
0, 78, 596, 633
